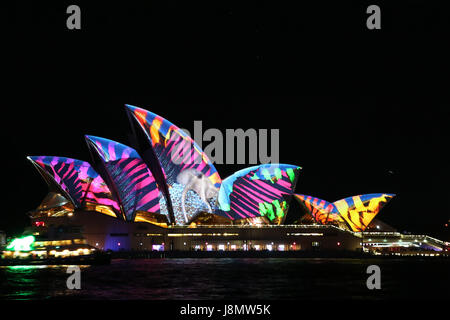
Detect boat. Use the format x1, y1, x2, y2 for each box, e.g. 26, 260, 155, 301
1, 228, 110, 266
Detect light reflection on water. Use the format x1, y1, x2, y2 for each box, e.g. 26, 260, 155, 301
1, 265, 91, 300
0, 258, 448, 300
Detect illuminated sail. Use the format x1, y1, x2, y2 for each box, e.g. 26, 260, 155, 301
294, 193, 395, 231
85, 136, 161, 221
27, 156, 121, 218
126, 105, 221, 187
217, 164, 301, 224
126, 105, 222, 224
333, 193, 395, 232
293, 194, 341, 224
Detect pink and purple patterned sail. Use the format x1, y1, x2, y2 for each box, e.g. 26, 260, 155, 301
84, 135, 161, 221
125, 104, 222, 188
217, 164, 301, 223
27, 156, 121, 217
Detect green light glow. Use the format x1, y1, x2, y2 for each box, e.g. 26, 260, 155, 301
6, 235, 35, 252
261, 169, 272, 182
264, 202, 275, 220
286, 168, 296, 183
273, 200, 285, 218
259, 199, 287, 221
258, 202, 267, 215
274, 168, 282, 180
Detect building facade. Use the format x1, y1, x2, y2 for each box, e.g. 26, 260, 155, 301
29, 210, 362, 252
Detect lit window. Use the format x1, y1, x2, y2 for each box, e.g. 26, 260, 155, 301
152, 244, 162, 251
266, 244, 273, 251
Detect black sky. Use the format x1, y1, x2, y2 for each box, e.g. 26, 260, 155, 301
3, 1, 449, 239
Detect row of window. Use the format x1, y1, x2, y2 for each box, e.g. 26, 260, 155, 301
34, 239, 86, 246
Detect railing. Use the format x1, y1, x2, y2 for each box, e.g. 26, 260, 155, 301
167, 224, 362, 238
363, 232, 402, 237
170, 224, 332, 228
401, 235, 448, 246
362, 233, 448, 250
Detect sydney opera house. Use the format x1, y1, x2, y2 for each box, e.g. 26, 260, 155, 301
24, 105, 448, 254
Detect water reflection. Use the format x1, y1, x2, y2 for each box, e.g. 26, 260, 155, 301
0, 259, 448, 300
1, 265, 90, 299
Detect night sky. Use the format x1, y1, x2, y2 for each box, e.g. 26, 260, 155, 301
3, 1, 449, 239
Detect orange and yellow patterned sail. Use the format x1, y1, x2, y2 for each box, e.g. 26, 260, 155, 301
295, 193, 395, 231
333, 193, 395, 232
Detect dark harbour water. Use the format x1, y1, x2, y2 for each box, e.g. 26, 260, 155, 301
0, 258, 449, 300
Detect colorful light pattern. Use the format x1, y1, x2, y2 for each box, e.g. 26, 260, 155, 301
159, 183, 217, 225
293, 194, 343, 224
27, 156, 121, 217
27, 104, 396, 229
217, 164, 301, 223
334, 193, 395, 232
126, 105, 222, 188
294, 193, 395, 231
85, 136, 161, 221
125, 105, 222, 224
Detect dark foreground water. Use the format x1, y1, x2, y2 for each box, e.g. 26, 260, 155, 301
1, 258, 449, 300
